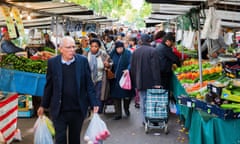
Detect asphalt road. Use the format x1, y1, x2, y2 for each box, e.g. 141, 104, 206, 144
13, 102, 188, 144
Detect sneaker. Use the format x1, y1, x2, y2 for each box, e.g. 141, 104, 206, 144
125, 109, 130, 117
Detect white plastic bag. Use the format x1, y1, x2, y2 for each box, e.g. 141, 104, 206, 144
169, 100, 177, 114
185, 31, 196, 50
84, 114, 110, 144
34, 116, 54, 144
201, 7, 221, 39
119, 70, 132, 90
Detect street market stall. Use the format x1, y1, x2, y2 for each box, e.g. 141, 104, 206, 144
0, 2, 117, 143
145, 0, 240, 144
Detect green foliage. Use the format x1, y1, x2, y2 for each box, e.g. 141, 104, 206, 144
69, 0, 152, 29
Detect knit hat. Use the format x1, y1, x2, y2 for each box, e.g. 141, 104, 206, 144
115, 41, 124, 49
140, 34, 151, 43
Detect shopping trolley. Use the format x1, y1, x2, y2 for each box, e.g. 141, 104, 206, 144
144, 88, 169, 134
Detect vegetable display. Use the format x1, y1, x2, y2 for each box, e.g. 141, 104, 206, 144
0, 54, 47, 74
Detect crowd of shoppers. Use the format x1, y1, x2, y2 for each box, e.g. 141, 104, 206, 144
36, 27, 183, 143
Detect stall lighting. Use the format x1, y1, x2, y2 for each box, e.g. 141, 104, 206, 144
27, 13, 31, 20
20, 11, 23, 18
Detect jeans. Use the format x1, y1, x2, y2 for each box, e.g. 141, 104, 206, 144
139, 90, 147, 123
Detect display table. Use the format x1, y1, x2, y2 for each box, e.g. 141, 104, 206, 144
171, 74, 240, 144
0, 68, 46, 96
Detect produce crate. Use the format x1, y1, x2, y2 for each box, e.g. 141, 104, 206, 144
178, 96, 240, 119
207, 84, 223, 97
0, 92, 18, 144
178, 96, 193, 108
222, 61, 240, 78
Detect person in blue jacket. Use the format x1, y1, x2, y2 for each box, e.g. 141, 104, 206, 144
38, 36, 99, 144
0, 31, 23, 54
110, 41, 134, 120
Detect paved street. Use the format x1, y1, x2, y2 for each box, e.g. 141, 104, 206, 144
13, 102, 188, 144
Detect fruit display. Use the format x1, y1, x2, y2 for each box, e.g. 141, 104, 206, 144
175, 60, 211, 74
177, 64, 222, 84
30, 51, 55, 61
177, 57, 240, 119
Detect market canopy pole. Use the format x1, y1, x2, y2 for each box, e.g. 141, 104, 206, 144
197, 12, 203, 86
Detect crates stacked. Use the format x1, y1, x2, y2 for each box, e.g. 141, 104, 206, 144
178, 95, 240, 119
0, 92, 18, 144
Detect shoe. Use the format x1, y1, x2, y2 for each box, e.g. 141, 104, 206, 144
135, 103, 140, 108
125, 109, 130, 117
113, 116, 122, 120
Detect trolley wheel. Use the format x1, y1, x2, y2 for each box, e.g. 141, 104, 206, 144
145, 123, 149, 134
164, 124, 169, 134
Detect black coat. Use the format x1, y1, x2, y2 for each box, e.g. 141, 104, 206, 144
130, 44, 161, 91
110, 48, 133, 98
156, 43, 181, 73
41, 54, 98, 119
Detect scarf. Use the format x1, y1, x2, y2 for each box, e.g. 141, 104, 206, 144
89, 50, 101, 82
83, 47, 90, 52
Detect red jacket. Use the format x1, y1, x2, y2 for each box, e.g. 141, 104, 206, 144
172, 47, 188, 60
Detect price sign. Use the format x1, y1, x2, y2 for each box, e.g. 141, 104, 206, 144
0, 6, 17, 38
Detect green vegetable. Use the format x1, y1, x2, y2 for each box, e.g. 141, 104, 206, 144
0, 54, 47, 74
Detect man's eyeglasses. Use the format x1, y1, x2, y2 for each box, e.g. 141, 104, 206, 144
64, 46, 76, 49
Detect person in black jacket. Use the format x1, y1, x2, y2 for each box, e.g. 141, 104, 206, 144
110, 41, 134, 120
44, 33, 56, 50
38, 36, 99, 144
156, 32, 181, 92
130, 34, 161, 125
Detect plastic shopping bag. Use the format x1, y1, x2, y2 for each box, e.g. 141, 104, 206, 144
169, 100, 177, 114
84, 113, 110, 144
33, 116, 54, 144
119, 70, 132, 90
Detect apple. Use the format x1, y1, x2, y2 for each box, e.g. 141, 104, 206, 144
95, 135, 102, 141
104, 130, 110, 137
84, 136, 90, 142
100, 132, 107, 140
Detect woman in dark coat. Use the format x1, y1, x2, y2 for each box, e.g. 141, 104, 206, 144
110, 41, 134, 120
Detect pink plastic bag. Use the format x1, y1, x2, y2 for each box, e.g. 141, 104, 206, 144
119, 70, 132, 90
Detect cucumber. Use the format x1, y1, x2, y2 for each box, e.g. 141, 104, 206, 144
233, 108, 240, 113
220, 103, 240, 109
221, 88, 240, 102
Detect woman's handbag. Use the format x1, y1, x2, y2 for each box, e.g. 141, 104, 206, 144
106, 69, 115, 79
